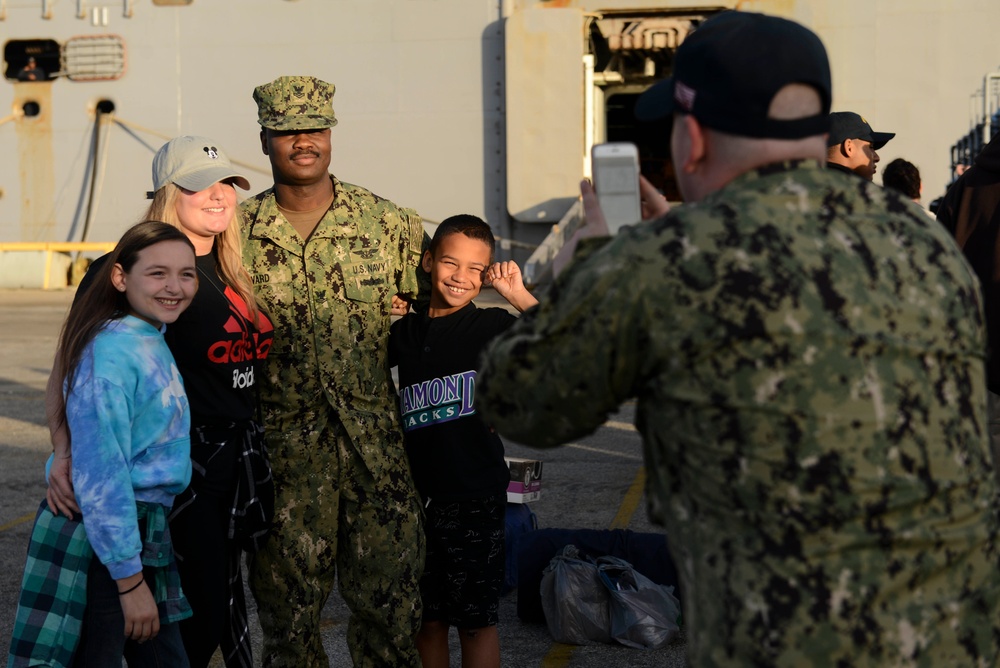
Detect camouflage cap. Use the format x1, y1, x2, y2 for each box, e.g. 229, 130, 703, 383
253, 76, 338, 131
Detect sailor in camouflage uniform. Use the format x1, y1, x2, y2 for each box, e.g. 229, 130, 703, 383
477, 12, 1000, 667
240, 76, 427, 667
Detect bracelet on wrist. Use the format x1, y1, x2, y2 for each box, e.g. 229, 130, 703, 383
118, 578, 144, 596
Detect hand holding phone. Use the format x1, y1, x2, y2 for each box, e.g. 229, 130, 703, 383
591, 142, 641, 234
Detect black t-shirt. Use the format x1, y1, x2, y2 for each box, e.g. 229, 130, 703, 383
389, 302, 515, 501
78, 253, 274, 425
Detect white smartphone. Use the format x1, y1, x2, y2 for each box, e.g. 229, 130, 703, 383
591, 142, 642, 234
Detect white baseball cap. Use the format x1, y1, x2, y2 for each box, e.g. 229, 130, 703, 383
150, 135, 250, 196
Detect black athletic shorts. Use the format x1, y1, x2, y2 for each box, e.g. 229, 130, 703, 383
420, 494, 506, 628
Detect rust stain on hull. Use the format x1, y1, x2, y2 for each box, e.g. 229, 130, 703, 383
13, 82, 55, 242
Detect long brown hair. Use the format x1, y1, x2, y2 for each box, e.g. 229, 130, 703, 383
144, 182, 261, 325
52, 221, 195, 429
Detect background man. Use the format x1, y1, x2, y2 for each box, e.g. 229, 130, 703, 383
16, 57, 43, 81
240, 75, 427, 668
477, 11, 1000, 666
826, 110, 894, 180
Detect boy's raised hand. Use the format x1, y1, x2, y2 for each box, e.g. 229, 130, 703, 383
486, 260, 523, 296
486, 261, 538, 313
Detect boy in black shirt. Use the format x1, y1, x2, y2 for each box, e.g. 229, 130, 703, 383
388, 215, 537, 668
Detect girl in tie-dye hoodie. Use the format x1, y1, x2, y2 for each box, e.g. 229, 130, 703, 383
51, 221, 198, 666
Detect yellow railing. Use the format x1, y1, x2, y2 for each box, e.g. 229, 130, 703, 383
0, 242, 115, 289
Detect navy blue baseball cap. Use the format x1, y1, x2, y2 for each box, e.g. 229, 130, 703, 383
827, 111, 895, 149
634, 11, 832, 139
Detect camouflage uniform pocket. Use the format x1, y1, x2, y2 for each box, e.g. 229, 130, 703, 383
343, 260, 391, 305
255, 277, 295, 312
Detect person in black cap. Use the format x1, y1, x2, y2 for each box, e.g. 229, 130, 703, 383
826, 111, 894, 180
476, 9, 1000, 667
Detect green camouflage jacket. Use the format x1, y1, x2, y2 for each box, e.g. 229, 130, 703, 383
478, 160, 1000, 666
241, 175, 428, 473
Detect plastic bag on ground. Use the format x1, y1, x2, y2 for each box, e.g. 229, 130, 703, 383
598, 555, 681, 649
539, 545, 611, 644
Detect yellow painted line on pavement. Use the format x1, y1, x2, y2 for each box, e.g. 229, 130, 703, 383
565, 442, 642, 461
540, 466, 647, 667
611, 467, 646, 529
603, 420, 637, 432
541, 643, 576, 666
0, 512, 35, 533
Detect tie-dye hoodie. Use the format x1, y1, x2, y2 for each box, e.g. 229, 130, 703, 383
65, 315, 192, 579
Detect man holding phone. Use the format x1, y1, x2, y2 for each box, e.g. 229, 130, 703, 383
477, 10, 1000, 667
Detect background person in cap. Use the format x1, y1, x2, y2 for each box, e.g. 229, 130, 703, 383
43, 135, 275, 667
240, 75, 429, 667
476, 9, 1000, 666
826, 110, 895, 180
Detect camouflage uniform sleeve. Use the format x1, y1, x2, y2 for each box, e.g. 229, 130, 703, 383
573, 236, 611, 262
477, 230, 651, 447
396, 207, 430, 305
